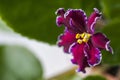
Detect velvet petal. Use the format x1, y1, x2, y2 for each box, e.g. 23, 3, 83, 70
65, 9, 87, 32
85, 43, 102, 66
87, 8, 101, 33
70, 43, 89, 73
58, 31, 76, 53
56, 16, 65, 27
91, 32, 113, 53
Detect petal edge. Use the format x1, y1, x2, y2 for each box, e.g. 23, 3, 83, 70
87, 8, 102, 33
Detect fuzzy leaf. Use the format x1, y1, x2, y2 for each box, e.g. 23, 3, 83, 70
0, 45, 43, 80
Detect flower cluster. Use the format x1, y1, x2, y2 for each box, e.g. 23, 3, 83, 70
55, 8, 113, 73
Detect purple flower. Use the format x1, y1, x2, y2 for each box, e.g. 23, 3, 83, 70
55, 8, 113, 73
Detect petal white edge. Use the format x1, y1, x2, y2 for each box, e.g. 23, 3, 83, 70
90, 8, 102, 33
64, 9, 88, 24
68, 42, 76, 53
88, 48, 102, 67
90, 16, 102, 33
105, 41, 114, 54
56, 16, 63, 27
55, 8, 64, 15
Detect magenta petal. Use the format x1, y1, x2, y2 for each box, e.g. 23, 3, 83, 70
87, 8, 101, 33
91, 32, 113, 53
65, 9, 87, 32
55, 8, 67, 27
58, 31, 76, 53
70, 43, 89, 73
56, 9, 87, 33
69, 18, 83, 33
85, 44, 101, 66
56, 16, 65, 27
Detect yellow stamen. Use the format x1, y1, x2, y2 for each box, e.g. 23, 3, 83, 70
83, 33, 91, 43
86, 34, 91, 38
76, 32, 91, 44
81, 32, 85, 38
77, 39, 82, 44
83, 38, 89, 43
75, 33, 81, 39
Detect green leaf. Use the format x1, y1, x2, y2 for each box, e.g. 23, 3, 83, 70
0, 0, 102, 44
0, 45, 43, 80
102, 18, 120, 65
101, 0, 120, 19
83, 75, 106, 80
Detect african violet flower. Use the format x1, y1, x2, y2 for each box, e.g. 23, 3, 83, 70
55, 8, 113, 73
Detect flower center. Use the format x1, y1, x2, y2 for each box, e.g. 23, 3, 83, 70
75, 32, 91, 44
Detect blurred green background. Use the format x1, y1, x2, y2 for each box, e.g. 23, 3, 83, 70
0, 0, 120, 80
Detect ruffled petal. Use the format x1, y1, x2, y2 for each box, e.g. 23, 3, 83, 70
56, 8, 65, 27
55, 8, 65, 15
58, 31, 76, 53
56, 8, 78, 33
91, 32, 113, 53
70, 43, 89, 73
65, 9, 87, 32
56, 8, 87, 33
87, 8, 102, 33
56, 16, 65, 27
85, 43, 101, 66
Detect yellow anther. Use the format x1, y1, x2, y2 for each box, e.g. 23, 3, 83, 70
86, 34, 91, 39
76, 32, 91, 43
81, 32, 85, 38
82, 33, 91, 43
83, 38, 89, 43
77, 39, 83, 44
75, 33, 81, 39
